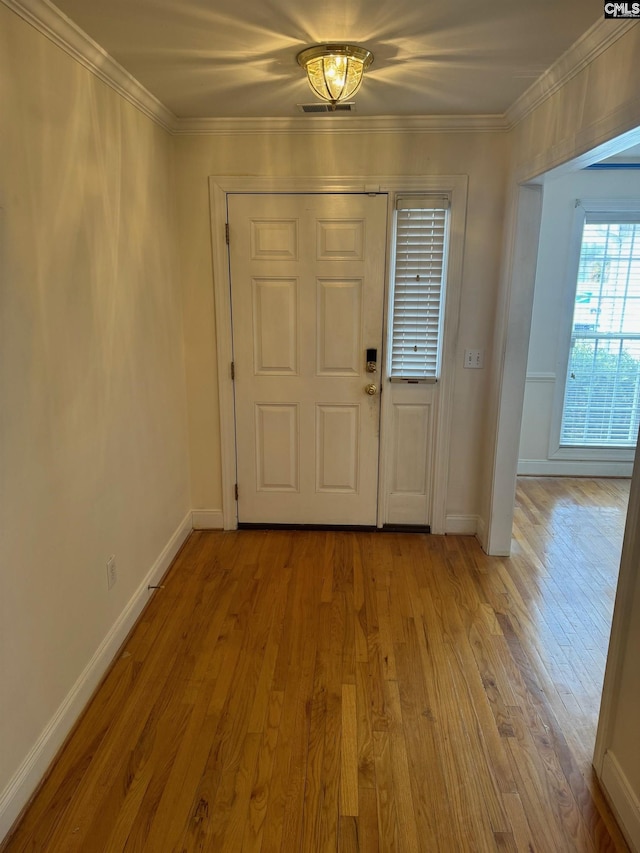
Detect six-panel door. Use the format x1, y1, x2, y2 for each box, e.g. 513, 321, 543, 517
228, 193, 388, 525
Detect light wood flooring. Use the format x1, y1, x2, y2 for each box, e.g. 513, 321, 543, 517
1, 477, 632, 852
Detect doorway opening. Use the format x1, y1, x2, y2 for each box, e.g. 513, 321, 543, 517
502, 127, 640, 846
209, 176, 468, 534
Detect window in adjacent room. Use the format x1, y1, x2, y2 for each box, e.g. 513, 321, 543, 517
560, 213, 640, 448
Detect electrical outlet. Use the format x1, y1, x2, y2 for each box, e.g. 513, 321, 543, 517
464, 349, 484, 369
106, 555, 117, 590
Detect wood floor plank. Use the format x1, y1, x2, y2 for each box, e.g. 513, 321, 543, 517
394, 619, 455, 846
1, 479, 632, 853
315, 592, 346, 853
358, 787, 380, 853
385, 681, 421, 853
355, 660, 377, 791
241, 690, 284, 853
338, 815, 358, 853
265, 537, 322, 853
375, 588, 398, 681
352, 539, 369, 665
502, 790, 537, 852
373, 730, 400, 852
340, 683, 359, 818
300, 602, 331, 853
246, 565, 291, 734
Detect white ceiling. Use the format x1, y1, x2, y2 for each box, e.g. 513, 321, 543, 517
50, 0, 604, 119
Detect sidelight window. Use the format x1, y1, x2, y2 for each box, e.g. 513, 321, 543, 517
389, 196, 450, 381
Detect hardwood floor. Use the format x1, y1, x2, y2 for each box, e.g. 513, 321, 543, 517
2, 478, 631, 852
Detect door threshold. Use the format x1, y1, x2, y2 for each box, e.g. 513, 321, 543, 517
238, 523, 377, 531
382, 523, 431, 533
237, 523, 430, 533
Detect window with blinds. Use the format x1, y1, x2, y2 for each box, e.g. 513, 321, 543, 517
389, 196, 450, 381
560, 216, 640, 448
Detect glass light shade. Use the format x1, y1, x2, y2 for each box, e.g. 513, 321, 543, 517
297, 45, 373, 105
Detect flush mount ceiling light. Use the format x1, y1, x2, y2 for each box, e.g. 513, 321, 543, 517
297, 44, 373, 108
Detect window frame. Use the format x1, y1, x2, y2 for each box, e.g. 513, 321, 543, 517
549, 199, 640, 462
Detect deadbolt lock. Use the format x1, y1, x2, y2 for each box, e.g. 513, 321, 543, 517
366, 348, 378, 373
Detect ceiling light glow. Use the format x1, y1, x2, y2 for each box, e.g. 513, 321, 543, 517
297, 44, 373, 108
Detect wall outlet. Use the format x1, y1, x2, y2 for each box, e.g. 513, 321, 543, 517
106, 555, 117, 590
464, 348, 484, 369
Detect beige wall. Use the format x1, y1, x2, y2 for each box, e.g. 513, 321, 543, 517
0, 2, 190, 822
175, 130, 508, 522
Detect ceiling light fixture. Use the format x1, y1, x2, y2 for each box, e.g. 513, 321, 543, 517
297, 44, 373, 109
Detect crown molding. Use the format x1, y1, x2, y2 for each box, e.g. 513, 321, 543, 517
2, 0, 175, 131
506, 18, 638, 129
172, 114, 508, 135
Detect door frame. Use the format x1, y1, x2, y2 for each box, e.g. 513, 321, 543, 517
209, 175, 468, 531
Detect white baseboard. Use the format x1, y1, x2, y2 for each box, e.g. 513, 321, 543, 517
517, 460, 633, 477
0, 511, 192, 842
192, 509, 224, 530
601, 750, 640, 852
445, 514, 478, 535
476, 515, 487, 549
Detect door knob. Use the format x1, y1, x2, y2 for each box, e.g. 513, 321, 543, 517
365, 383, 377, 396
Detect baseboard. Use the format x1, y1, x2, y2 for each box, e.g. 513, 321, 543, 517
192, 509, 224, 530
475, 515, 487, 549
0, 511, 192, 842
445, 514, 478, 535
600, 750, 640, 852
517, 460, 633, 477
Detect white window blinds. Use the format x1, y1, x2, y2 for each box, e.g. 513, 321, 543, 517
389, 196, 450, 380
560, 216, 640, 447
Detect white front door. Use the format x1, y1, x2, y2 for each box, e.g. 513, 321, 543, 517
228, 193, 388, 525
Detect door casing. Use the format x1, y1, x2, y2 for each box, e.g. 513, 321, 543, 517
209, 175, 468, 532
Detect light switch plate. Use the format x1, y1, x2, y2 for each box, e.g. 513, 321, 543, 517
464, 349, 484, 369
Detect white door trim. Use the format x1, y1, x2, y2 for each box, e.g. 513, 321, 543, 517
209, 175, 468, 531
483, 183, 543, 554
